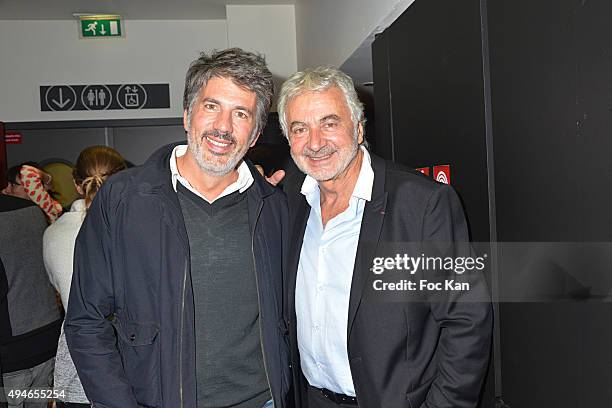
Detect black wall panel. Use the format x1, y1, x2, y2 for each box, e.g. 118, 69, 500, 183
373, 0, 491, 243
575, 0, 612, 240
488, 1, 612, 407
371, 0, 495, 406
488, 0, 580, 242
574, 4, 612, 404
373, 0, 612, 407
372, 31, 394, 161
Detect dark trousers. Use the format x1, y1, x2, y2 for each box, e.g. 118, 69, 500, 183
306, 385, 358, 408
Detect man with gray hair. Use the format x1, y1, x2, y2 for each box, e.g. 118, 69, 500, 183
66, 48, 291, 408
279, 66, 492, 407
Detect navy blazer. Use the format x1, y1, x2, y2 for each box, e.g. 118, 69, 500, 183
284, 152, 492, 408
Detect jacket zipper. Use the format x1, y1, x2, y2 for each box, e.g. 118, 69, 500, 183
251, 200, 274, 406
154, 187, 189, 407
179, 261, 187, 408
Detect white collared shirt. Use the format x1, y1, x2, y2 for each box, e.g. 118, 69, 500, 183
295, 147, 374, 396
169, 144, 253, 203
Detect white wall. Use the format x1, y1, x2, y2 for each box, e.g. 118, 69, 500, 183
295, 0, 415, 69
0, 19, 227, 123
226, 4, 297, 107
0, 7, 299, 123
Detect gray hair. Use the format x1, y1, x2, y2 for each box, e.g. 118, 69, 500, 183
277, 66, 365, 141
183, 48, 274, 136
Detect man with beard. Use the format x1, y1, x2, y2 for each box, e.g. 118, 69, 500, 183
65, 48, 291, 408
277, 66, 492, 407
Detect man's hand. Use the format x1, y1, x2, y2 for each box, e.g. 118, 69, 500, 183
255, 165, 286, 187
266, 170, 285, 186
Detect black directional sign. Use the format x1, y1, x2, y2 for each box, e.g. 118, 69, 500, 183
81, 85, 112, 110
117, 84, 147, 109
40, 83, 170, 111
44, 86, 77, 111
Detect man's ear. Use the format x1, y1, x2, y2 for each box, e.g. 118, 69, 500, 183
357, 122, 364, 145
249, 132, 261, 148
1, 184, 11, 195
183, 110, 189, 132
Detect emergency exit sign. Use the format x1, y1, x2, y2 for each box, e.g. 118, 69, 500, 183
80, 16, 122, 38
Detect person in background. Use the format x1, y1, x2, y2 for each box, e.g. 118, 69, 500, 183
0, 174, 62, 407
43, 146, 127, 408
1, 162, 36, 200
2, 162, 63, 223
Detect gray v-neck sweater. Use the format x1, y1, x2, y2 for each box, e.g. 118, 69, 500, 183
177, 184, 270, 408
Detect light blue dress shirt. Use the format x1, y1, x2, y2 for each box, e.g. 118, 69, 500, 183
295, 147, 374, 396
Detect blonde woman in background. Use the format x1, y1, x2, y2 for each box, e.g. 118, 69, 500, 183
43, 146, 127, 407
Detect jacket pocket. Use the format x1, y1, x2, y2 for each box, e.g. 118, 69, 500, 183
406, 375, 436, 408
112, 317, 161, 407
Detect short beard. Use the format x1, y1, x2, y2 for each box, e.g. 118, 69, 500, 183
187, 128, 256, 176
291, 134, 360, 182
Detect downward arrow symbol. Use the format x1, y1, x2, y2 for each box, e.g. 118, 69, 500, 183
52, 88, 71, 108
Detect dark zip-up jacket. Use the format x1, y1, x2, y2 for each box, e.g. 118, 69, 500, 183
65, 143, 291, 408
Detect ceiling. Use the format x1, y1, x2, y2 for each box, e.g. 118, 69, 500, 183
0, 0, 297, 20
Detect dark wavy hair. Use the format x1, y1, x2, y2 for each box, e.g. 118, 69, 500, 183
183, 48, 274, 136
